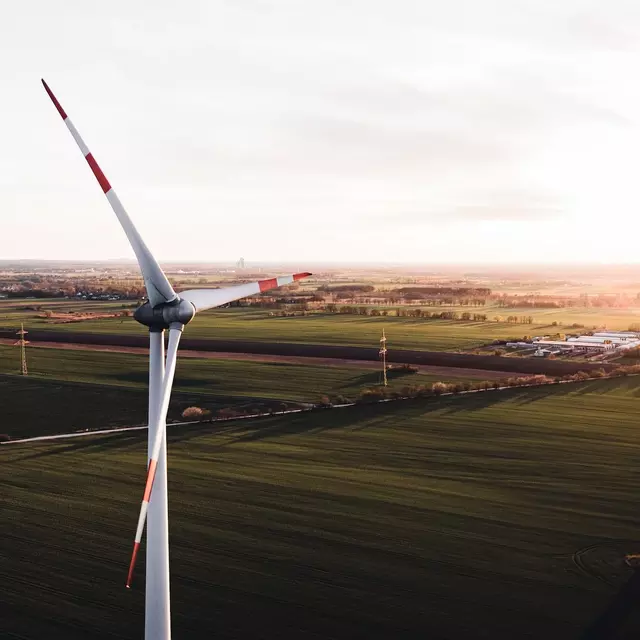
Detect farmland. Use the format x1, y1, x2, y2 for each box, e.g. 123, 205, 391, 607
3, 300, 636, 352
5, 262, 640, 357
0, 343, 484, 440
4, 378, 640, 638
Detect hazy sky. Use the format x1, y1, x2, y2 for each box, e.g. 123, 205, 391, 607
4, 0, 640, 264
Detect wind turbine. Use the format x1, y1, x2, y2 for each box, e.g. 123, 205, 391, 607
42, 79, 311, 640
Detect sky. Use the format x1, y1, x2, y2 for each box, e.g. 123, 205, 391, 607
4, 0, 640, 264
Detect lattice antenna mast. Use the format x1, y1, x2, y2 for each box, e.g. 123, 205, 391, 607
15, 323, 29, 375
379, 328, 388, 387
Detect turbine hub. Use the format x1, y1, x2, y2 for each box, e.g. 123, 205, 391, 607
134, 298, 196, 331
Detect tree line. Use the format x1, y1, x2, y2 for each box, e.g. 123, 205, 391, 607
175, 363, 640, 428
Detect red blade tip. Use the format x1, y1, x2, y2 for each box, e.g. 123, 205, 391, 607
41, 79, 68, 120
293, 272, 312, 281
126, 541, 141, 589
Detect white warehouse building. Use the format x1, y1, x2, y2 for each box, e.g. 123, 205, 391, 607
593, 331, 640, 340
533, 339, 614, 352
531, 330, 640, 355
567, 335, 640, 349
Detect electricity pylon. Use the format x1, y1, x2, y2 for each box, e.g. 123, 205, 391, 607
15, 323, 29, 375
379, 328, 387, 387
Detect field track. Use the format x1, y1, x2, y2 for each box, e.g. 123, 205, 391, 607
0, 328, 617, 376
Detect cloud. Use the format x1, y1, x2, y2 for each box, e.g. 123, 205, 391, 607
357, 188, 563, 226
4, 0, 640, 262
444, 201, 562, 222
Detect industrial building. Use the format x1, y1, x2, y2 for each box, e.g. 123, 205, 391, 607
509, 330, 640, 357
533, 339, 615, 353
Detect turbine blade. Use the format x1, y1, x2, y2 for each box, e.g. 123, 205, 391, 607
41, 79, 177, 308
126, 325, 183, 588
180, 272, 312, 312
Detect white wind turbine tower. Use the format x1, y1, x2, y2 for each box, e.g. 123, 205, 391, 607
42, 79, 311, 640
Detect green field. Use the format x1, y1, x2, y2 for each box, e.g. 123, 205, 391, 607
0, 344, 480, 439
4, 298, 640, 352
4, 379, 640, 638
0, 302, 579, 351
1, 343, 398, 399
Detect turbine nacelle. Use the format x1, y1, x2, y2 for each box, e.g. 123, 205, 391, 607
134, 298, 196, 331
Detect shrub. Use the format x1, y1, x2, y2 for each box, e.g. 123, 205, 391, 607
357, 387, 388, 404
431, 382, 448, 396
527, 374, 554, 385
389, 363, 419, 373
316, 395, 332, 408
561, 371, 591, 382
387, 364, 419, 379
616, 364, 640, 376
181, 406, 210, 420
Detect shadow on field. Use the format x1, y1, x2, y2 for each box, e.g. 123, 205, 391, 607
7, 431, 146, 462
579, 570, 640, 639
8, 377, 638, 459
572, 377, 640, 397
117, 382, 621, 449
430, 385, 563, 415
435, 377, 639, 416
104, 372, 224, 389
343, 369, 417, 388
229, 409, 369, 444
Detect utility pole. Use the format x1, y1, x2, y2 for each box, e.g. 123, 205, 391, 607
15, 323, 29, 375
379, 328, 388, 387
